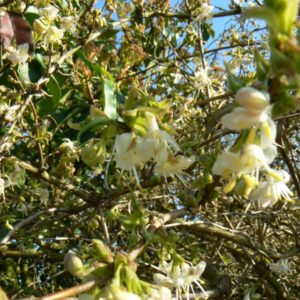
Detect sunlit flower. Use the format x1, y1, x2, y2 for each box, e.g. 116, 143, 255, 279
220, 107, 270, 130
154, 149, 194, 178
114, 133, 153, 184
39, 5, 59, 21
145, 112, 180, 157
60, 16, 78, 33
0, 176, 5, 199
213, 144, 272, 178
44, 26, 64, 44
250, 170, 293, 207
153, 261, 206, 299
33, 19, 48, 35
235, 87, 270, 114
221, 87, 276, 146
193, 3, 214, 21
6, 44, 29, 65
147, 287, 173, 300
0, 104, 20, 122
194, 68, 212, 92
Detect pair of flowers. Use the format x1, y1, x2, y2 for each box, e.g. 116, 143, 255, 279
153, 260, 206, 300
114, 112, 194, 184
212, 87, 293, 207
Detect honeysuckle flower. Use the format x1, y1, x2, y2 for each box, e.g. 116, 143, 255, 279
0, 177, 5, 199
250, 170, 293, 207
269, 259, 292, 274
44, 26, 64, 44
235, 87, 270, 114
6, 44, 29, 65
221, 87, 276, 146
194, 68, 212, 92
33, 19, 48, 35
213, 144, 272, 178
60, 16, 78, 33
220, 106, 270, 130
0, 104, 20, 122
114, 133, 153, 184
147, 287, 173, 300
39, 5, 59, 21
145, 112, 180, 156
153, 261, 206, 299
154, 148, 194, 178
193, 3, 214, 21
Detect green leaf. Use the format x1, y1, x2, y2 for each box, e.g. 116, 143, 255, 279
28, 59, 44, 83
24, 12, 40, 26
38, 89, 72, 116
48, 75, 62, 103
243, 7, 280, 33
18, 63, 30, 82
103, 79, 117, 120
77, 117, 109, 142
225, 62, 244, 92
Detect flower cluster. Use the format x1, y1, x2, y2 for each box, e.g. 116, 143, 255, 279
212, 87, 293, 207
33, 5, 78, 45
153, 260, 206, 299
114, 112, 194, 184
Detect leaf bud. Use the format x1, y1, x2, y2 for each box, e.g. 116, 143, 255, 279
92, 239, 114, 263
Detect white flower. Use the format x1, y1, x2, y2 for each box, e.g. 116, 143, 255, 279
193, 3, 214, 21
147, 287, 173, 300
114, 133, 153, 184
250, 170, 293, 207
0, 104, 20, 122
154, 149, 194, 178
212, 144, 271, 178
6, 44, 29, 65
44, 26, 64, 44
220, 107, 270, 130
145, 112, 180, 157
0, 177, 5, 199
235, 87, 270, 114
60, 16, 78, 33
269, 260, 291, 274
153, 261, 206, 299
194, 69, 212, 92
221, 87, 276, 146
39, 5, 59, 21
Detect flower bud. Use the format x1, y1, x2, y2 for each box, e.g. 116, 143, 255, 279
33, 19, 47, 35
92, 239, 114, 263
64, 251, 84, 277
235, 87, 270, 114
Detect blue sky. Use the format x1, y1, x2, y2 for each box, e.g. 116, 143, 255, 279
96, 0, 235, 44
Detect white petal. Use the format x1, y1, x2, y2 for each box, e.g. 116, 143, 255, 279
235, 87, 270, 114
221, 107, 267, 130
212, 151, 242, 176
